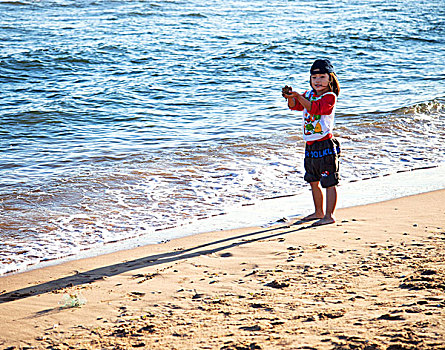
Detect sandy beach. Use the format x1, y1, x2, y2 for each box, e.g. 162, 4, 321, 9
0, 189, 444, 350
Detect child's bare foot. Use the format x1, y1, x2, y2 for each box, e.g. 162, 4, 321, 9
312, 216, 336, 226
301, 212, 324, 222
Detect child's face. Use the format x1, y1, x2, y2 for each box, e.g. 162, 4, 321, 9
311, 73, 330, 94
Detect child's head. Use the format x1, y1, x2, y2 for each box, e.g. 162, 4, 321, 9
310, 59, 340, 96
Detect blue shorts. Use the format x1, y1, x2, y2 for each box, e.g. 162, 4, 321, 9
304, 138, 341, 188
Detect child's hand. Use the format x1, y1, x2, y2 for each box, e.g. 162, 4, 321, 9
282, 85, 293, 98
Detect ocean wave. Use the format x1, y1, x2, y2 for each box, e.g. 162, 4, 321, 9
181, 12, 207, 18
396, 97, 445, 115
0, 0, 30, 5
337, 97, 445, 119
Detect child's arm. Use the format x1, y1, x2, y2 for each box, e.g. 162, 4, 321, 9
287, 94, 304, 110
294, 93, 336, 115
282, 86, 304, 111
286, 93, 303, 110
293, 93, 312, 112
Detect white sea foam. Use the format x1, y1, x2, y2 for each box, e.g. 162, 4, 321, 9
1, 165, 444, 276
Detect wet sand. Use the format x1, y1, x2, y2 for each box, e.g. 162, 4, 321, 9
0, 189, 444, 349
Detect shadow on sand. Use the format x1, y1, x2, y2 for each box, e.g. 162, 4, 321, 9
0, 222, 314, 304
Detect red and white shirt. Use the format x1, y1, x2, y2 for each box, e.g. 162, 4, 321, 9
289, 90, 337, 142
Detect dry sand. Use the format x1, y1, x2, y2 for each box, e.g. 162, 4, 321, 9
0, 189, 444, 349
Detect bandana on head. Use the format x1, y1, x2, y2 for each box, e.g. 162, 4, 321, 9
310, 59, 335, 75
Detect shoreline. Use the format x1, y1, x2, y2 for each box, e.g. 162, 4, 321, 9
2, 164, 445, 277
1, 189, 444, 349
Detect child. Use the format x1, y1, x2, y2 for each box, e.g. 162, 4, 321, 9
282, 59, 341, 226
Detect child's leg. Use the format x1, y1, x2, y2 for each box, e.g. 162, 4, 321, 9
313, 186, 337, 226
325, 186, 337, 219
303, 181, 324, 220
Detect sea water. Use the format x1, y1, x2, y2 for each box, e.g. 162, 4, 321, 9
1, 0, 444, 275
